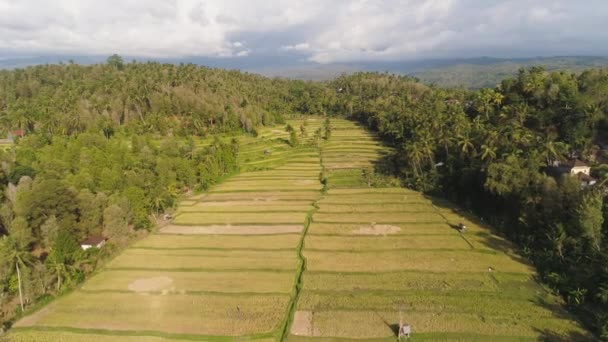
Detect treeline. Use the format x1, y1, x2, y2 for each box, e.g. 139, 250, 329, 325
0, 55, 328, 137
331, 69, 608, 338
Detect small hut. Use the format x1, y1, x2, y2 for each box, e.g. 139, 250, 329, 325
399, 324, 411, 339
80, 235, 107, 250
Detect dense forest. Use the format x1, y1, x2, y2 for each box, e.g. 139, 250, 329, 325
0, 57, 608, 339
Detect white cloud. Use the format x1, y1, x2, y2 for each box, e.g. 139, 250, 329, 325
282, 43, 310, 51
0, 0, 607, 62
236, 49, 250, 57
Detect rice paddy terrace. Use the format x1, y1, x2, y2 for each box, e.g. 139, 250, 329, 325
10, 118, 589, 341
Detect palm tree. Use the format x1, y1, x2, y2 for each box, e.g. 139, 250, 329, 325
46, 252, 69, 291
405, 143, 424, 177
1, 236, 32, 311
480, 144, 497, 161
457, 134, 475, 158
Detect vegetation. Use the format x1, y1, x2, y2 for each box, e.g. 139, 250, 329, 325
1, 56, 608, 339
9, 121, 323, 340
332, 69, 608, 338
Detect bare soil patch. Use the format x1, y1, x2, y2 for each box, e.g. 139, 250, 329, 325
353, 224, 401, 236
128, 276, 174, 293
13, 305, 53, 327
159, 224, 302, 235
291, 310, 317, 336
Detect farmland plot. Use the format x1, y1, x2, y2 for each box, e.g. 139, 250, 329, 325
287, 118, 588, 340
13, 118, 322, 341
13, 118, 588, 341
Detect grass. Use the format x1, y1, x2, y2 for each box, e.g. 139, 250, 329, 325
202, 191, 320, 202
82, 270, 295, 294
16, 292, 290, 336
304, 250, 532, 274
319, 194, 426, 204
288, 310, 585, 339
179, 204, 313, 213
295, 292, 562, 318
211, 180, 321, 192
173, 212, 308, 225
318, 203, 434, 213
304, 249, 533, 273
307, 222, 455, 235
8, 330, 185, 342
313, 212, 445, 223
325, 169, 367, 188
133, 234, 302, 250
304, 234, 471, 251
107, 249, 299, 271
302, 271, 502, 293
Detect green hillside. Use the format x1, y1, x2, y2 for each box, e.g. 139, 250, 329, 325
10, 118, 589, 341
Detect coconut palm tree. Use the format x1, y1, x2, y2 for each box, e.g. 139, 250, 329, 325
0, 235, 33, 312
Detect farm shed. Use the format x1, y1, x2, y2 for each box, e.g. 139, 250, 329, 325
80, 235, 107, 250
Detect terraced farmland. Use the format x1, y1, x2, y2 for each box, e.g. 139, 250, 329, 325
10, 118, 324, 341
11, 118, 589, 341
287, 120, 588, 341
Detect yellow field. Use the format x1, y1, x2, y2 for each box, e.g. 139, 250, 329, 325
173, 212, 308, 225
133, 233, 302, 250
307, 222, 453, 235
304, 234, 470, 251
108, 249, 299, 271
15, 292, 290, 336
83, 270, 294, 293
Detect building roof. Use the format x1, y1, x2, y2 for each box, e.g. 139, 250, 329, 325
565, 159, 588, 168
81, 235, 107, 246
10, 130, 25, 137
576, 172, 596, 183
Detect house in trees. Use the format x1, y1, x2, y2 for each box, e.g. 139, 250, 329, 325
555, 159, 597, 187
561, 159, 591, 175
576, 172, 597, 187
7, 130, 25, 141
0, 129, 26, 144
80, 235, 107, 250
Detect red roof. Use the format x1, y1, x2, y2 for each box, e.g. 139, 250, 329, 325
81, 235, 107, 246
11, 130, 25, 137
566, 159, 588, 168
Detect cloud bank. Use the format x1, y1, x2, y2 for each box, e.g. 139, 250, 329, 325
0, 0, 607, 63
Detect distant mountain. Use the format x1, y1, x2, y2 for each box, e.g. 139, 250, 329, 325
410, 56, 608, 89
2, 54, 608, 88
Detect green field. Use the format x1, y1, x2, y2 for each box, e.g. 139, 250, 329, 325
12, 118, 589, 341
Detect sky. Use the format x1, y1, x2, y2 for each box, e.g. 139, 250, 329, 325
1, 0, 608, 64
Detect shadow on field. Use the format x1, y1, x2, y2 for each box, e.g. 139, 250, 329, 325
427, 196, 533, 267
372, 150, 400, 176
534, 328, 594, 342
533, 296, 575, 321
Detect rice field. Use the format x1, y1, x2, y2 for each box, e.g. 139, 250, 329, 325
172, 211, 308, 225
13, 118, 323, 341
12, 118, 589, 341
286, 118, 588, 340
